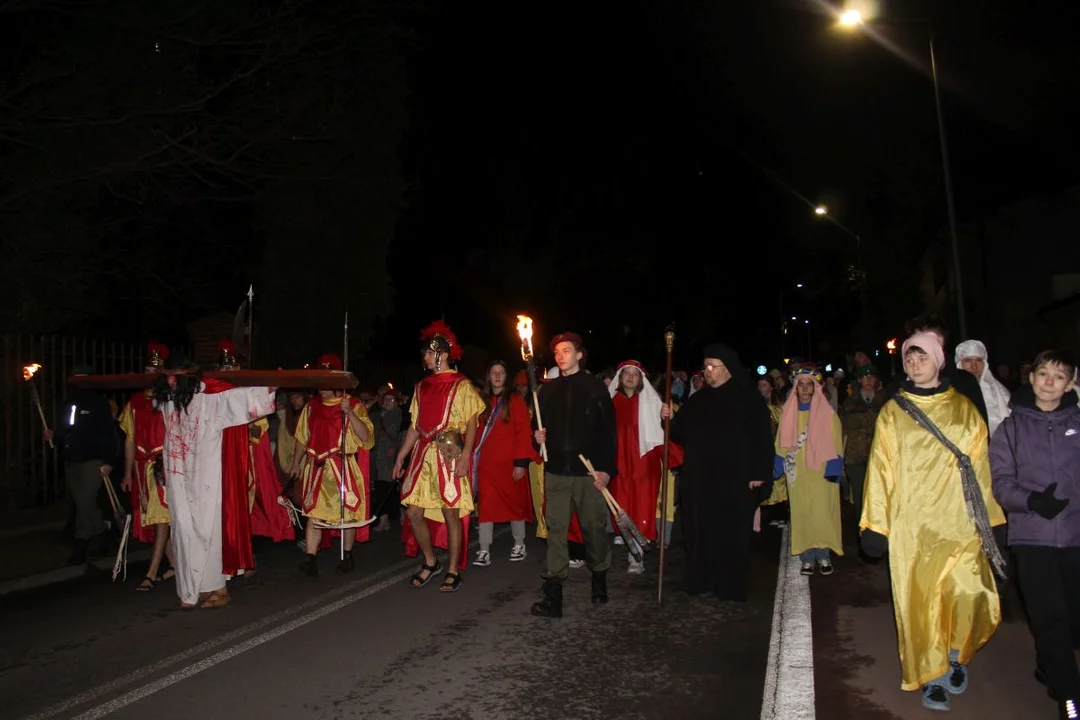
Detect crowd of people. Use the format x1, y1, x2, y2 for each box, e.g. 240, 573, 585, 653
48, 315, 1079, 718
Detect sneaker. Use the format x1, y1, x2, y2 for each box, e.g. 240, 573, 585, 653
946, 650, 967, 694
509, 545, 527, 562
472, 550, 491, 567
921, 684, 950, 711
818, 560, 834, 576
569, 559, 586, 569
800, 562, 814, 576
628, 558, 645, 575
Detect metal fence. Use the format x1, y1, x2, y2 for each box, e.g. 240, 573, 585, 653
1, 335, 156, 511
0, 334, 421, 511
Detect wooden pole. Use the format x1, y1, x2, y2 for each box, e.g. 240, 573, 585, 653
657, 326, 675, 605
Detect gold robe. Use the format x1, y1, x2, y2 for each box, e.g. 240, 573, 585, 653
777, 410, 844, 556
247, 417, 270, 511
530, 461, 549, 539
861, 386, 1005, 691
295, 400, 375, 524
762, 404, 787, 505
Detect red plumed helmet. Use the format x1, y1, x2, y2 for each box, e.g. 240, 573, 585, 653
147, 342, 170, 368
317, 353, 343, 370
419, 320, 463, 361
218, 339, 239, 370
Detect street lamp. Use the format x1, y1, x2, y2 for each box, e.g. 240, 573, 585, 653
779, 283, 805, 358
839, 9, 863, 27
835, 6, 967, 338
814, 205, 828, 215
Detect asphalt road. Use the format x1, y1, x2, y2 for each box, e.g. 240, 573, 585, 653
1, 524, 781, 720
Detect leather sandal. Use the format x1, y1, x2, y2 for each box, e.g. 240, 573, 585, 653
409, 561, 442, 588
439, 573, 462, 593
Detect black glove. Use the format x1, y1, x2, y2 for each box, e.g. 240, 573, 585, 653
1027, 482, 1070, 520
861, 530, 888, 558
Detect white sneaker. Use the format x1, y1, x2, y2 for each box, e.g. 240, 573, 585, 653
628, 558, 645, 575
569, 559, 586, 569
509, 545, 527, 562
472, 550, 491, 567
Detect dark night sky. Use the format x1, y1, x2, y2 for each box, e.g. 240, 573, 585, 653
370, 0, 1080, 372
4, 0, 1078, 375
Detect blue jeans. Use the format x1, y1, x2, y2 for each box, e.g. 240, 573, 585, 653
800, 548, 831, 564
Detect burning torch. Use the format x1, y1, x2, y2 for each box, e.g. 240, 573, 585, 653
516, 315, 548, 462
23, 364, 54, 449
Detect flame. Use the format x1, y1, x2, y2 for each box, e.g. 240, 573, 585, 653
387, 382, 394, 390
886, 338, 897, 355
23, 363, 41, 381
516, 315, 534, 360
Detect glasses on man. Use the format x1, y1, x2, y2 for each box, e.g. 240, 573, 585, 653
703, 363, 726, 373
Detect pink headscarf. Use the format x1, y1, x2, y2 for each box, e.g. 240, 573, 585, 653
902, 331, 945, 373
778, 373, 840, 471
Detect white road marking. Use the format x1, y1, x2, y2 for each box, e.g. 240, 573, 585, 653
760, 525, 816, 720
26, 529, 500, 720
71, 565, 419, 720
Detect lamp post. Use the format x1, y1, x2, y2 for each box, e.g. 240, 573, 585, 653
814, 205, 870, 347
837, 9, 967, 338
779, 282, 805, 359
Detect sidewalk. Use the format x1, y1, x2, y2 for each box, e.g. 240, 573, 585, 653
812, 533, 1061, 719
0, 503, 149, 595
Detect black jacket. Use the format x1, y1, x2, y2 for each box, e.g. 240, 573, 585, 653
55, 389, 122, 464
534, 372, 618, 479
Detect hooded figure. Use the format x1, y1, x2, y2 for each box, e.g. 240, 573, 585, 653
668, 342, 774, 600
955, 340, 1011, 437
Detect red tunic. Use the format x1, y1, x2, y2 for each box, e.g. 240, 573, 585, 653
400, 373, 472, 569
475, 392, 533, 523
127, 391, 165, 544
302, 395, 372, 546
248, 434, 295, 542
203, 378, 255, 576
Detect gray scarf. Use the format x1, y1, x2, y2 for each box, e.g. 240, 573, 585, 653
893, 393, 1006, 578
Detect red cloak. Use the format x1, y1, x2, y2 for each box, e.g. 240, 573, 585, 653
475, 392, 533, 523
127, 391, 165, 544
203, 378, 255, 575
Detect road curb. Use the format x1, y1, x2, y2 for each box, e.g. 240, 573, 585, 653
0, 520, 66, 540
760, 524, 816, 720
0, 548, 152, 597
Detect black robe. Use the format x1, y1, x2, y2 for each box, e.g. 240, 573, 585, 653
671, 379, 775, 600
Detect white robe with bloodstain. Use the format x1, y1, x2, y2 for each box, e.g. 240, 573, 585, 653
160, 384, 275, 605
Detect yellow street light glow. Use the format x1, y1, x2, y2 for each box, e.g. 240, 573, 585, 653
814, 205, 828, 215
839, 9, 864, 27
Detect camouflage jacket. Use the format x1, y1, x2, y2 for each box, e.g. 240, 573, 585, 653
841, 391, 886, 466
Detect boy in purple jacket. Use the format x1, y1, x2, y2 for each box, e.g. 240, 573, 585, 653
991, 350, 1080, 720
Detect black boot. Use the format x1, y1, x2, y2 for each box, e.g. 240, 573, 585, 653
591, 570, 608, 604
530, 579, 563, 618
299, 553, 318, 577
337, 551, 354, 574
68, 539, 88, 566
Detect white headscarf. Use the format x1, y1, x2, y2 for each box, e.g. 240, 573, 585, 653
609, 361, 664, 458
955, 339, 1011, 436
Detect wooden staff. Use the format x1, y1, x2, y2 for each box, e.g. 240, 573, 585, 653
658, 326, 675, 605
